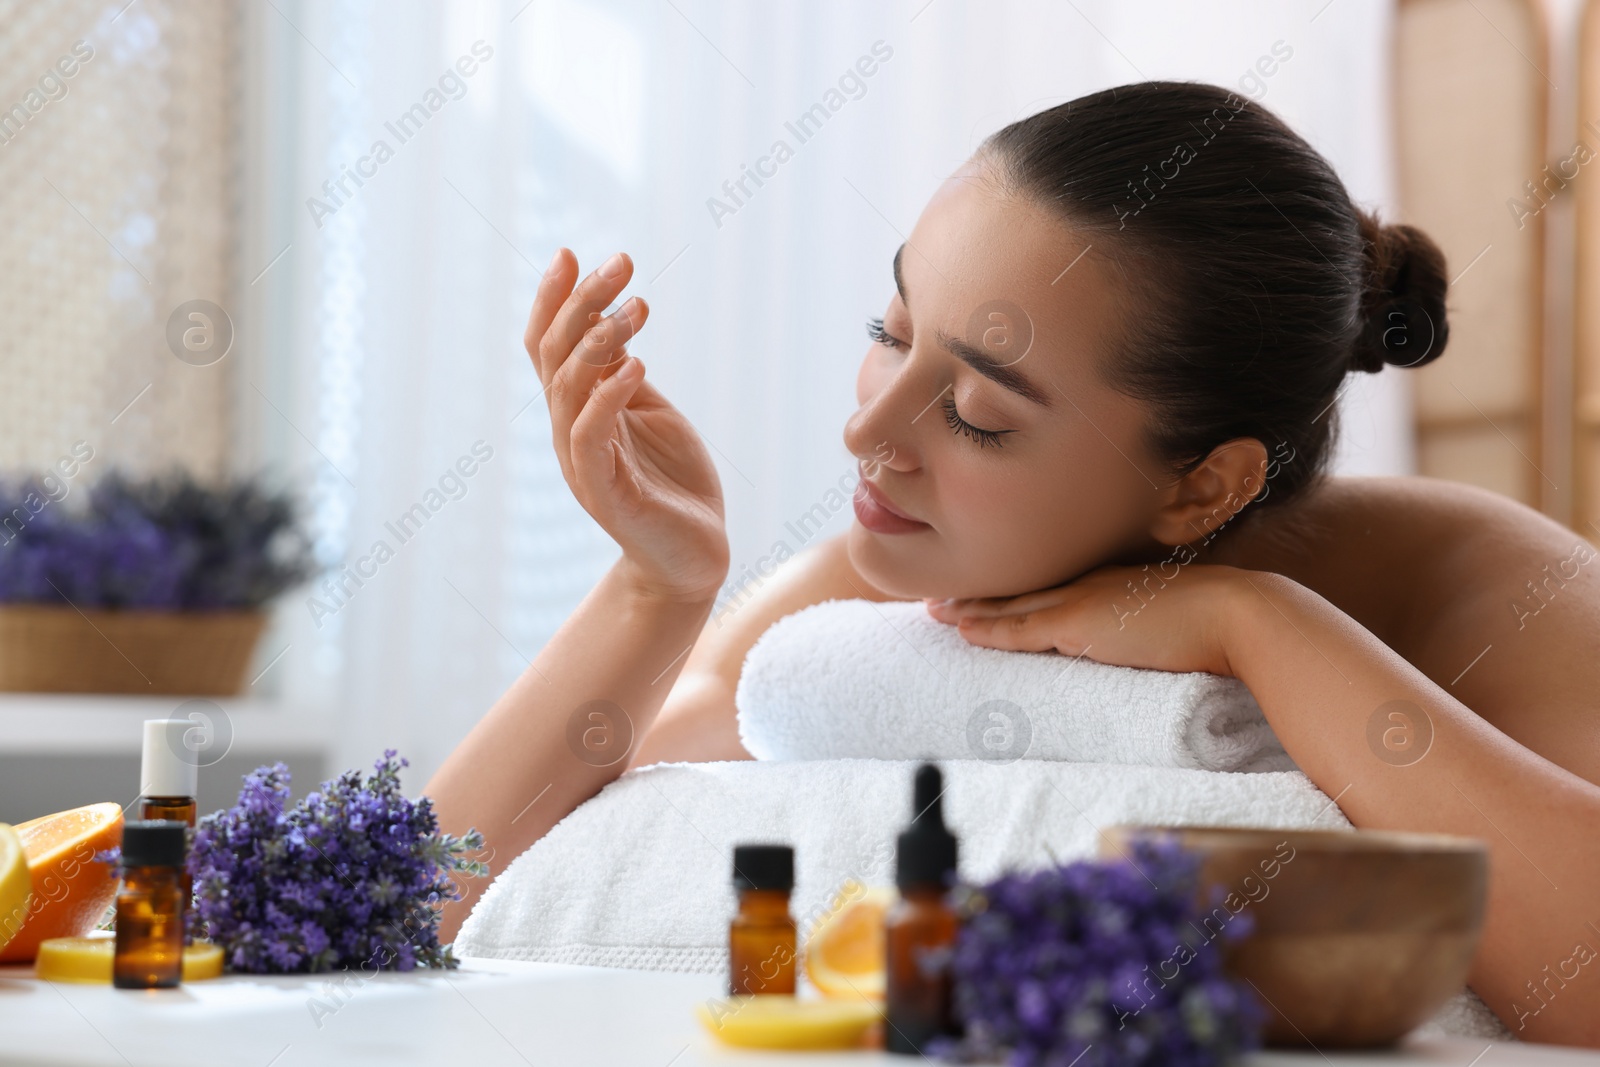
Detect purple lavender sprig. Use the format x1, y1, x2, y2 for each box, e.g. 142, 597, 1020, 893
935, 838, 1265, 1067
188, 751, 487, 974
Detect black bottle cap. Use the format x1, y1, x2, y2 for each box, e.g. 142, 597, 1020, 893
120, 820, 187, 868
732, 844, 794, 892
896, 763, 958, 890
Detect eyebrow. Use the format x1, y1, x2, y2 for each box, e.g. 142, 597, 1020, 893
893, 243, 1054, 409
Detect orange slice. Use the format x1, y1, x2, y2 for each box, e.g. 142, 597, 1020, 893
0, 825, 31, 956
0, 802, 124, 963
36, 935, 223, 983
803, 881, 895, 1000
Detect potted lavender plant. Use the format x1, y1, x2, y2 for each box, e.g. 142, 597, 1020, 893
0, 470, 315, 695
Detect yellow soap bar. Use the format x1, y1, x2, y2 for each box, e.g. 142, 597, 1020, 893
695, 994, 883, 1050
36, 936, 225, 983
182, 940, 224, 980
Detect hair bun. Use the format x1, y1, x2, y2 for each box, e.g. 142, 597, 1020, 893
1350, 212, 1450, 373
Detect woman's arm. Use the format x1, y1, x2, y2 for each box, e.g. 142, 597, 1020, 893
427, 247, 730, 941
928, 566, 1600, 1047
428, 562, 715, 940
1222, 572, 1600, 1047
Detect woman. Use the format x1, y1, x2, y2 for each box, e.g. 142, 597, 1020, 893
426, 81, 1600, 1046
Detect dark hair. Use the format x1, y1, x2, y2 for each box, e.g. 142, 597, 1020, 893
977, 80, 1450, 508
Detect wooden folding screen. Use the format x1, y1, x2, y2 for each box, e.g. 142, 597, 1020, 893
1575, 0, 1600, 537
1394, 0, 1551, 511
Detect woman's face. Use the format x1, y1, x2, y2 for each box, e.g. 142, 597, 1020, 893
843, 157, 1171, 601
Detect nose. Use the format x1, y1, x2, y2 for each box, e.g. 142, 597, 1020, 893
842, 356, 930, 474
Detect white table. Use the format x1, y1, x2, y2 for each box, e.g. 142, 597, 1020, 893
1, 958, 1596, 1066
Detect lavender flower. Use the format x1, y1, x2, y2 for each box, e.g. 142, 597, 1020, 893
188, 751, 487, 974
0, 469, 315, 609
936, 839, 1265, 1067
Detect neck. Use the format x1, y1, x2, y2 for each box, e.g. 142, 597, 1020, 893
1109, 497, 1275, 575
1188, 479, 1328, 573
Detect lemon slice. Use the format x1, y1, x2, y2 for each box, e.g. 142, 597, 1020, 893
804, 880, 896, 999
183, 940, 224, 980
0, 825, 31, 956
36, 936, 225, 983
695, 994, 882, 1050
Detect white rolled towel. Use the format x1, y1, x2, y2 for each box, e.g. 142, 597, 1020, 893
735, 597, 1295, 773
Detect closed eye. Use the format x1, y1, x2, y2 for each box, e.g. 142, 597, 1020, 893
866, 316, 903, 350
867, 317, 1013, 449
941, 396, 1010, 448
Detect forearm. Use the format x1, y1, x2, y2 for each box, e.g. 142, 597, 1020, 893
425, 559, 716, 938
1225, 572, 1600, 1046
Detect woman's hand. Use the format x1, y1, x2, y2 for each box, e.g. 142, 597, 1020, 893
924, 562, 1257, 677
526, 248, 730, 601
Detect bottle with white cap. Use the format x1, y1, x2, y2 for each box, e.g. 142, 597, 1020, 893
139, 719, 199, 828
138, 719, 198, 931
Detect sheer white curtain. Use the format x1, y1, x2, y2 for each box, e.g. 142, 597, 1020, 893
243, 0, 1402, 785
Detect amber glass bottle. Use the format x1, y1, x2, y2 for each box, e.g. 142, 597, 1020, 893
139, 719, 198, 929
885, 763, 961, 1055
140, 797, 193, 934
139, 796, 196, 824
114, 820, 188, 989
728, 844, 796, 996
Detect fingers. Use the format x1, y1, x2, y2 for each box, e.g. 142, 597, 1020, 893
525, 248, 575, 383
926, 586, 1071, 621
538, 252, 636, 384
953, 602, 1098, 657
569, 295, 646, 375
569, 354, 646, 496
548, 297, 649, 475
951, 611, 1065, 654
928, 597, 1003, 621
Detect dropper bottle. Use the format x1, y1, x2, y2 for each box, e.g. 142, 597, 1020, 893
885, 762, 961, 1055
113, 820, 188, 989
728, 843, 797, 996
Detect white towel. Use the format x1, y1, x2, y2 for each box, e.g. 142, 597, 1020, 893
456, 758, 1511, 1042
457, 758, 1345, 972
735, 598, 1295, 773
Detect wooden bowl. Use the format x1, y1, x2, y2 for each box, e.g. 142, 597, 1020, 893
1097, 824, 1489, 1048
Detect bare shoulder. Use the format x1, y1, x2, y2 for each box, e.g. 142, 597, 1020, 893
1282, 476, 1600, 781
1303, 475, 1596, 602
1250, 475, 1594, 607
1314, 474, 1580, 542
684, 531, 904, 681
626, 531, 905, 768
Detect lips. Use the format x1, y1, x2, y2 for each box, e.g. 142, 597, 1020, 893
852, 469, 931, 535
859, 476, 921, 522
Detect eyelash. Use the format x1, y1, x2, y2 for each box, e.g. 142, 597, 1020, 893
865, 317, 1011, 450
865, 316, 900, 350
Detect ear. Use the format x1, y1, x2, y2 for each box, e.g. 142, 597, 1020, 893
1148, 437, 1270, 547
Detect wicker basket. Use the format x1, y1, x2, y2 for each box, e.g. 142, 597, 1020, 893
0, 604, 268, 695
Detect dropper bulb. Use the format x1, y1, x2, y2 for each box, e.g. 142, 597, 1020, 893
896, 762, 957, 889
912, 763, 943, 824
